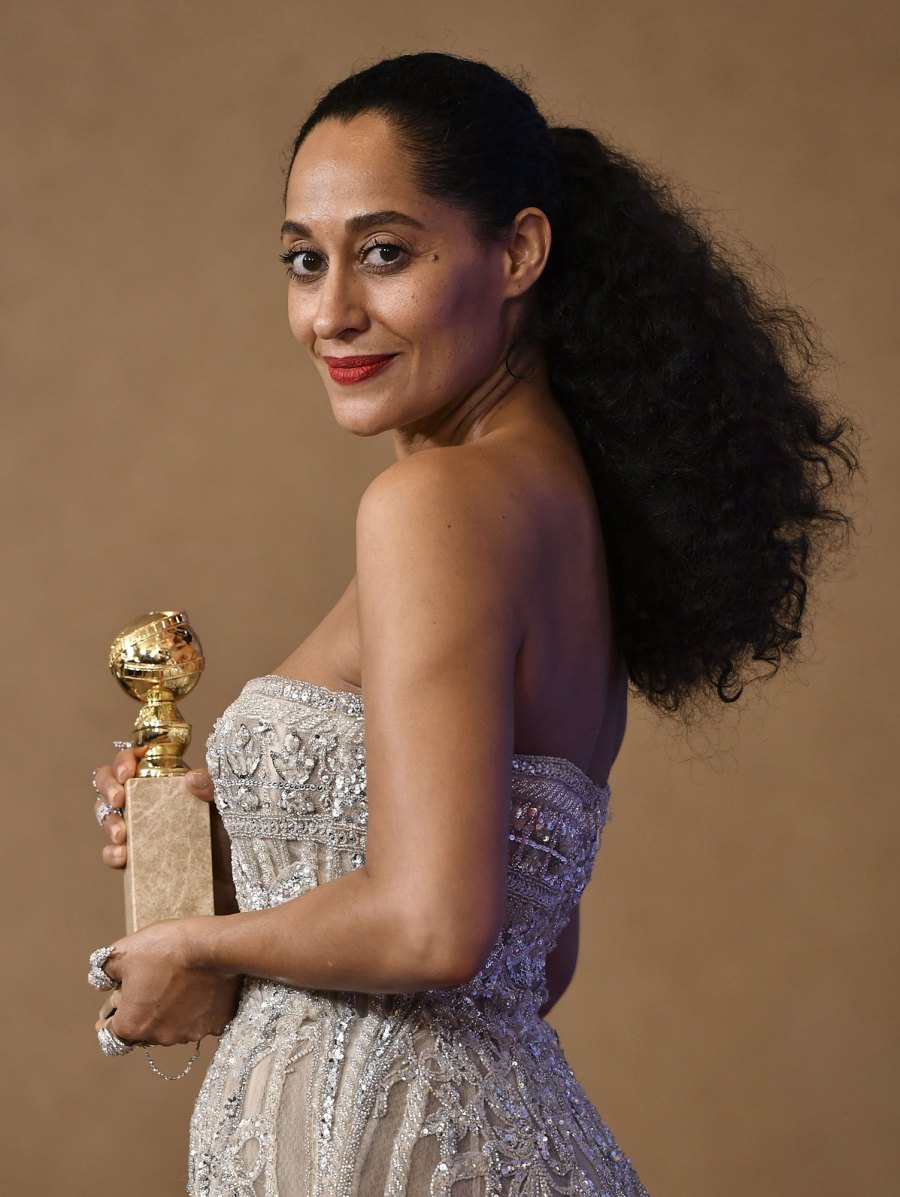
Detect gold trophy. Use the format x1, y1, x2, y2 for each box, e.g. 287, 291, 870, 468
109, 612, 215, 939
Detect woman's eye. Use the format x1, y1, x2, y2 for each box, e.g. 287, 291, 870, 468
279, 241, 407, 281
363, 242, 407, 270
280, 249, 324, 279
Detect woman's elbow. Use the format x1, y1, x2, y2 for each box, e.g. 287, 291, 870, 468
407, 908, 501, 990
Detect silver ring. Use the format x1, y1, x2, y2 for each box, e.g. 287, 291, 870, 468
112, 740, 134, 751
88, 945, 118, 991
98, 1025, 134, 1056
95, 802, 125, 827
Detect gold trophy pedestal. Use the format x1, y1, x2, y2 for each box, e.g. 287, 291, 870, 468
101, 611, 215, 1018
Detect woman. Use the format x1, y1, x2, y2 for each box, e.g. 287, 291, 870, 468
88, 52, 857, 1196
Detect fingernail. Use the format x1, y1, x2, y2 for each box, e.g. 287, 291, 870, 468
111, 826, 123, 844
115, 765, 128, 782
112, 847, 125, 862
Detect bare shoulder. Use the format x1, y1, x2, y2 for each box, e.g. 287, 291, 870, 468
357, 444, 535, 605
357, 441, 527, 550
354, 441, 533, 733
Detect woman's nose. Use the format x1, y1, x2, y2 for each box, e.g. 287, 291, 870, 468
312, 268, 369, 340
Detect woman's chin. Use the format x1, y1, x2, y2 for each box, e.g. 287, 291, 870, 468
329, 401, 393, 438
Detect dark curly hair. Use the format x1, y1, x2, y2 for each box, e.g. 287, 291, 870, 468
287, 52, 859, 714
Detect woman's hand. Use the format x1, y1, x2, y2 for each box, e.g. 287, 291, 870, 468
93, 918, 242, 1047
93, 745, 145, 870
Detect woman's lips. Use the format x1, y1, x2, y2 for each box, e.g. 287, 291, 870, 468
322, 354, 396, 385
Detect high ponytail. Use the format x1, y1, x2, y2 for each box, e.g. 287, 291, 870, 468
289, 52, 859, 714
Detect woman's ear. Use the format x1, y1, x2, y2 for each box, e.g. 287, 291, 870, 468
504, 207, 552, 296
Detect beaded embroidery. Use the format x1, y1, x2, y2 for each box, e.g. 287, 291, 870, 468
188, 675, 647, 1196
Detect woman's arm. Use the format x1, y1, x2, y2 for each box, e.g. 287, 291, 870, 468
538, 902, 580, 1018
102, 449, 535, 1043
201, 451, 527, 986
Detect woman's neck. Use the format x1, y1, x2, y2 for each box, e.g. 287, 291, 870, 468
391, 342, 554, 457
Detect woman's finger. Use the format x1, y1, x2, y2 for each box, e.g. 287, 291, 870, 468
93, 762, 125, 807
94, 799, 127, 842
92, 745, 151, 844
102, 842, 127, 869
112, 742, 148, 783
105, 1015, 142, 1046
92, 765, 127, 872
93, 745, 146, 798
186, 769, 216, 803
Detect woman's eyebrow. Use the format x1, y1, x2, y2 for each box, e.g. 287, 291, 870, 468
280, 210, 426, 238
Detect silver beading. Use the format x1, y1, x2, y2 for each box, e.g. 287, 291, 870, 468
87, 945, 118, 990
112, 740, 134, 751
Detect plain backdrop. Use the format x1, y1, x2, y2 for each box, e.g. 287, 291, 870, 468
2, 2, 897, 1193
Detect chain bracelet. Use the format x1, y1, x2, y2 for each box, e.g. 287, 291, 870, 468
141, 1041, 201, 1081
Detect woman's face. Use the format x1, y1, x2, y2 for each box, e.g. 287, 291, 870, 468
282, 113, 523, 440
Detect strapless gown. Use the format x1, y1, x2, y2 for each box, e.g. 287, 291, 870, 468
188, 674, 648, 1197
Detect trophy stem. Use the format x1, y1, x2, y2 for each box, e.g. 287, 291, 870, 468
134, 686, 192, 776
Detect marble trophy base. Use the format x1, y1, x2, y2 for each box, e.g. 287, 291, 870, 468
99, 775, 214, 1018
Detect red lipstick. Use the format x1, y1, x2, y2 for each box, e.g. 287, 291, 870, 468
323, 354, 396, 385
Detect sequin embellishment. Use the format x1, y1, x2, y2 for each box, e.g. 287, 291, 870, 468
188, 675, 648, 1196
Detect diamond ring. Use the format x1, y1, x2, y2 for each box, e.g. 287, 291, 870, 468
88, 945, 119, 991
98, 1025, 134, 1056
95, 802, 125, 827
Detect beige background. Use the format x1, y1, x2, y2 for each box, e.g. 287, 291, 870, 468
2, 2, 896, 1193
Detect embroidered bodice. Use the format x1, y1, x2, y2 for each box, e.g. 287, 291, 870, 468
188, 674, 648, 1197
